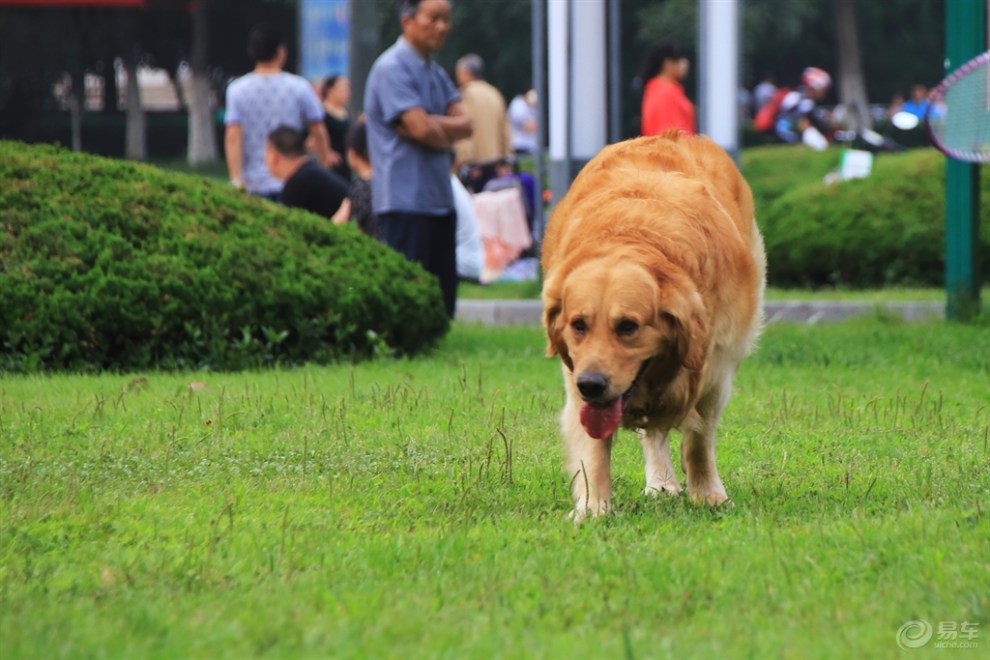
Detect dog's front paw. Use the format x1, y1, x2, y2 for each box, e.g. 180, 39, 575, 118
644, 476, 682, 498
569, 497, 611, 523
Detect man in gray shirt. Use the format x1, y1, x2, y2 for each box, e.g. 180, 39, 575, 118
364, 0, 472, 318
225, 25, 332, 199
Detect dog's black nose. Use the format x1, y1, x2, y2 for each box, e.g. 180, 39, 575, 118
577, 372, 609, 399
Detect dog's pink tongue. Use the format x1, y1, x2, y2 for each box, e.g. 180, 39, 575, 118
580, 399, 623, 439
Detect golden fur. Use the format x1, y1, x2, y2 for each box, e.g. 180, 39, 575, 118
541, 132, 766, 520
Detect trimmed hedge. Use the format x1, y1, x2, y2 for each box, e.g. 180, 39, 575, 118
0, 141, 449, 372
745, 146, 990, 288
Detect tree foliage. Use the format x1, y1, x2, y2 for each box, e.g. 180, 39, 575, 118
0, 1, 297, 154
625, 0, 945, 104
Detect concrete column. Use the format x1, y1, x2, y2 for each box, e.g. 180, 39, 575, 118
547, 0, 607, 206
348, 0, 377, 116
697, 0, 740, 161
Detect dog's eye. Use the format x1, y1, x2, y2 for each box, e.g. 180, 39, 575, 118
571, 318, 588, 335
616, 319, 639, 337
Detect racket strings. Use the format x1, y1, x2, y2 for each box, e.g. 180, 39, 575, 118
928, 52, 990, 162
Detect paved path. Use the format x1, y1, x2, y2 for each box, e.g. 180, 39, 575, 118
455, 299, 944, 326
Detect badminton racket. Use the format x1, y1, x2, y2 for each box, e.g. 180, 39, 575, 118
925, 50, 990, 162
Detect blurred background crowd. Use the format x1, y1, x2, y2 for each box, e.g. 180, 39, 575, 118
0, 0, 948, 162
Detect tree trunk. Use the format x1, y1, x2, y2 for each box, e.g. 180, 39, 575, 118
68, 69, 84, 152
187, 0, 218, 165
123, 48, 147, 161
66, 12, 86, 152
67, 94, 83, 152
101, 52, 119, 113
348, 0, 378, 117
169, 68, 186, 109
834, 0, 872, 132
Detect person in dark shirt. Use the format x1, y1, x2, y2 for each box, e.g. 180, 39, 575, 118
320, 74, 352, 181
264, 125, 350, 220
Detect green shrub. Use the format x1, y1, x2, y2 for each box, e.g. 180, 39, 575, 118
742, 144, 841, 214
745, 146, 990, 288
0, 141, 449, 372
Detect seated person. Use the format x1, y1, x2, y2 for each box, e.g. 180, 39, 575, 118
482, 158, 536, 233
458, 159, 501, 194
901, 84, 932, 119
773, 67, 833, 146
264, 125, 350, 220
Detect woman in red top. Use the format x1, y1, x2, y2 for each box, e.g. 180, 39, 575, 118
640, 42, 695, 136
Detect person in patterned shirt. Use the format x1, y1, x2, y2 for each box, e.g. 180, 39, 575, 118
224, 24, 333, 199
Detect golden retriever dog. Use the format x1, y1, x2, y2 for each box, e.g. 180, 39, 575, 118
541, 132, 766, 520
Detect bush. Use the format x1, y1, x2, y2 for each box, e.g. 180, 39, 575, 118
744, 146, 990, 288
742, 144, 842, 214
0, 141, 449, 372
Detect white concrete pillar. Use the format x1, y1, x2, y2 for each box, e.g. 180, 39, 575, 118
548, 0, 607, 203
698, 0, 740, 160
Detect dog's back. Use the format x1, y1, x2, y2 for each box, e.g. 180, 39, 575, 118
543, 132, 754, 271
542, 132, 764, 350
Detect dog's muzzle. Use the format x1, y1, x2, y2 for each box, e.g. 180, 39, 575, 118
576, 359, 651, 403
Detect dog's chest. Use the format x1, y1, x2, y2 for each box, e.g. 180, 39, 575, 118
621, 372, 695, 432
622, 396, 683, 432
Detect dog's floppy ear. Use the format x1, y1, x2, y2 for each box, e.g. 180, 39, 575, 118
541, 279, 574, 371
658, 288, 708, 372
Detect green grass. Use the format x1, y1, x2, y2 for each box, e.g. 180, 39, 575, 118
150, 157, 229, 183
766, 287, 945, 302
767, 286, 989, 304
2, 318, 988, 658
459, 279, 544, 300
460, 280, 990, 304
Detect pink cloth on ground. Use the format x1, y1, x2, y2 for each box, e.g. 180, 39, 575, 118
471, 187, 532, 283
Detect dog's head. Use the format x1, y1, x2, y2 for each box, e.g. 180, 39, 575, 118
542, 257, 708, 438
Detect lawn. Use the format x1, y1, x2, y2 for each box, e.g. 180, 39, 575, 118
459, 279, 990, 304
2, 317, 988, 658
150, 157, 229, 183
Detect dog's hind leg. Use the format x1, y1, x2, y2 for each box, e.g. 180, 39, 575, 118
638, 428, 682, 497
